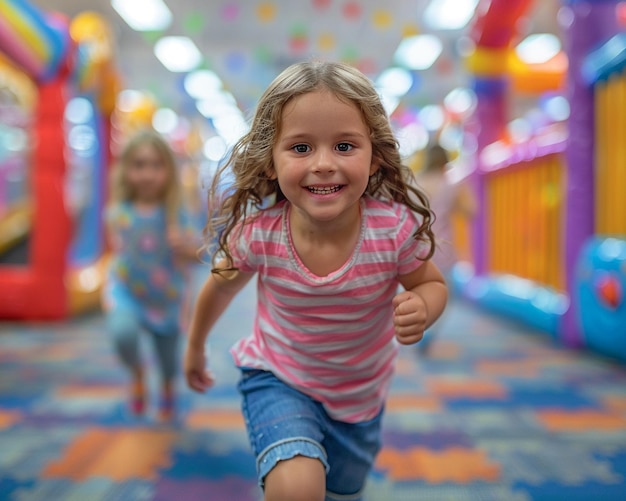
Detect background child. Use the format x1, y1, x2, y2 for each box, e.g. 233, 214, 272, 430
415, 143, 477, 275
414, 143, 477, 354
103, 129, 199, 421
185, 61, 448, 500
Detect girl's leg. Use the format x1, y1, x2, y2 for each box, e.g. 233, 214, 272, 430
238, 369, 329, 501
264, 456, 326, 501
150, 331, 179, 420
106, 309, 146, 414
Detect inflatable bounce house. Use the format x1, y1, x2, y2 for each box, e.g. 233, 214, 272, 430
453, 0, 626, 361
0, 0, 120, 319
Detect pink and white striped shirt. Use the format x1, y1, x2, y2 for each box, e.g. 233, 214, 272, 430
229, 196, 429, 423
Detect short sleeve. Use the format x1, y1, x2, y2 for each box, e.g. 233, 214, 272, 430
228, 220, 258, 273
104, 204, 122, 225
396, 206, 431, 276
104, 204, 131, 251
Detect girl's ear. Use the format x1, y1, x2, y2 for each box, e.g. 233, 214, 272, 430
266, 167, 278, 180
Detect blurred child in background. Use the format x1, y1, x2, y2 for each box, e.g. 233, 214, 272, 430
415, 143, 476, 353
103, 129, 199, 421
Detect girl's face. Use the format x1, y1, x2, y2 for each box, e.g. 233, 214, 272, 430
125, 143, 170, 203
272, 89, 378, 225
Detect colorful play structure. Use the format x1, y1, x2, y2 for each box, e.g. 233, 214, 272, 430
0, 0, 119, 319
454, 0, 626, 361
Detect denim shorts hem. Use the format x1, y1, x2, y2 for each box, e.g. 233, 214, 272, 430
257, 437, 329, 487
326, 489, 364, 501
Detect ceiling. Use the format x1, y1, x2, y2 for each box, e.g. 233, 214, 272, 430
30, 0, 562, 131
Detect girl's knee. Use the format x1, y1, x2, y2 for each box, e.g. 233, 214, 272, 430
107, 312, 140, 350
264, 456, 326, 501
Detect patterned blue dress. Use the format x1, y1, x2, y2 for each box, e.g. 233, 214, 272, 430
102, 203, 195, 335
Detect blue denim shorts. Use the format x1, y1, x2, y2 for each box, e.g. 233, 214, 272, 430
238, 369, 383, 500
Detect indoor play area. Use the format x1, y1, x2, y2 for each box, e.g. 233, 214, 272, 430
1, 0, 626, 500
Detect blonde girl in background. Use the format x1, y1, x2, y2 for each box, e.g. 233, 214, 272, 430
185, 61, 448, 500
103, 129, 199, 421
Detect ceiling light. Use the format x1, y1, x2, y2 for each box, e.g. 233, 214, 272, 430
111, 0, 172, 31
397, 122, 429, 158
423, 0, 479, 30
196, 91, 240, 119
154, 36, 202, 73
184, 70, 223, 100
419, 105, 445, 131
203, 136, 228, 162
152, 107, 178, 134
212, 114, 249, 145
394, 35, 443, 70
508, 118, 532, 143
439, 123, 463, 151
544, 95, 570, 122
197, 100, 241, 119
117, 89, 144, 113
444, 87, 477, 117
516, 34, 562, 65
379, 94, 400, 116
65, 97, 94, 124
375, 67, 413, 97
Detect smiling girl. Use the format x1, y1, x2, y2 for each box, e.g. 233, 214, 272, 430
185, 61, 447, 501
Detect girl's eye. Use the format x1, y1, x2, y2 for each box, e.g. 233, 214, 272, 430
292, 144, 310, 153
336, 143, 353, 152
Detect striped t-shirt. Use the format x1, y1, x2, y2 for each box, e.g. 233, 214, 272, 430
229, 195, 429, 423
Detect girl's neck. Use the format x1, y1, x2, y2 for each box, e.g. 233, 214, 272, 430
131, 199, 163, 212
289, 200, 361, 243
288, 200, 363, 277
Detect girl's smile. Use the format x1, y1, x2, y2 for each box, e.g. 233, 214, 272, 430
305, 184, 345, 196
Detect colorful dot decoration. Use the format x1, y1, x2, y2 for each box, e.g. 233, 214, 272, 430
183, 13, 204, 34
256, 2, 277, 23
225, 51, 246, 72
317, 32, 335, 52
312, 0, 332, 10
372, 9, 393, 30
253, 45, 273, 64
402, 23, 420, 38
221, 4, 240, 22
342, 1, 362, 20
289, 22, 309, 53
341, 46, 359, 63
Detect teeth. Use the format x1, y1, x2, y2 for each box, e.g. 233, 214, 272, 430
307, 185, 341, 194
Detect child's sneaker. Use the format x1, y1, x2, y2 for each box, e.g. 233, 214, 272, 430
158, 394, 175, 422
130, 379, 146, 416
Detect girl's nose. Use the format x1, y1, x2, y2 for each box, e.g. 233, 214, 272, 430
313, 149, 335, 173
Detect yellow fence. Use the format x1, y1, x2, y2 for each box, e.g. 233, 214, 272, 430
595, 71, 626, 236
484, 154, 565, 290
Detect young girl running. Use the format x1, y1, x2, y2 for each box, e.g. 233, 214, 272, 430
185, 61, 448, 500
103, 129, 199, 421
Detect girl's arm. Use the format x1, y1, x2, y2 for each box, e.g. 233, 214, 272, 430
393, 260, 448, 345
184, 263, 255, 392
168, 229, 203, 263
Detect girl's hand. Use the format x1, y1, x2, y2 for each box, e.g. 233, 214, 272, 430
184, 346, 215, 393
392, 290, 428, 345
168, 230, 187, 258
168, 230, 199, 261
